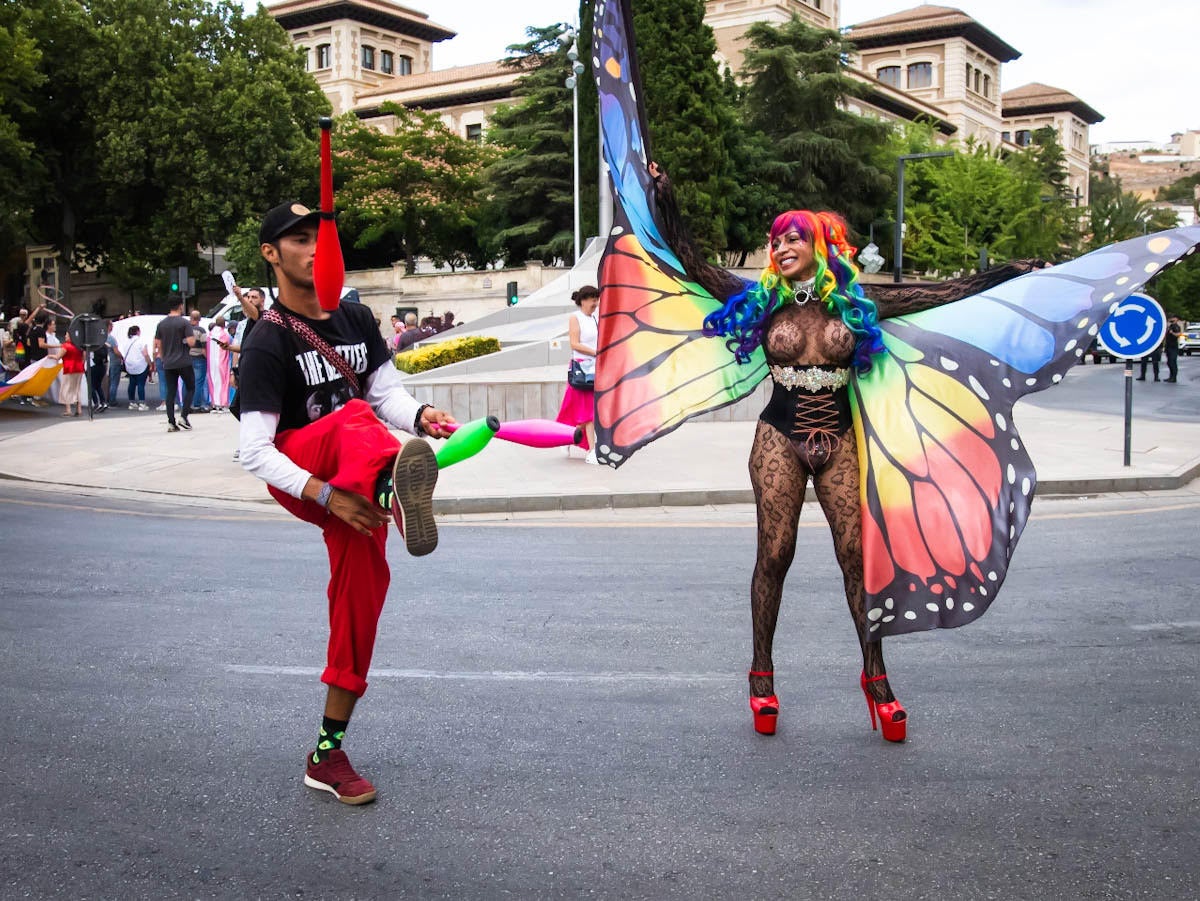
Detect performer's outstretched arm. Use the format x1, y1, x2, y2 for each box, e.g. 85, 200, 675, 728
650, 164, 748, 302
863, 260, 1047, 319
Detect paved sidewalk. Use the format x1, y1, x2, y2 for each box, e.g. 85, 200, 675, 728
1, 365, 1198, 514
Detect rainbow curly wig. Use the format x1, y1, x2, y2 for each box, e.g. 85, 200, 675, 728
703, 210, 884, 373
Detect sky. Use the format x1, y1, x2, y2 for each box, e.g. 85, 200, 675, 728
413, 0, 1195, 146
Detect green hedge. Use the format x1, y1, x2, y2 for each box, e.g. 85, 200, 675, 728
394, 335, 501, 374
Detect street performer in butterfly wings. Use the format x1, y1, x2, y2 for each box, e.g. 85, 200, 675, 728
649, 164, 1045, 742
238, 201, 455, 805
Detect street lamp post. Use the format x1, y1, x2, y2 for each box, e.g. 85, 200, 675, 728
893, 151, 953, 282
563, 28, 586, 264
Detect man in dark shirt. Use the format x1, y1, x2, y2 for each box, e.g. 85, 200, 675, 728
154, 299, 196, 431
238, 201, 455, 805
26, 311, 49, 364
1165, 316, 1182, 383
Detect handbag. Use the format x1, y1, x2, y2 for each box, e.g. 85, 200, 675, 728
567, 359, 594, 389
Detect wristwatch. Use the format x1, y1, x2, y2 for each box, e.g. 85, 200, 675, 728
414, 403, 432, 436
315, 482, 335, 509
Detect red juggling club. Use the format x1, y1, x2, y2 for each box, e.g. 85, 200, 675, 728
314, 116, 344, 311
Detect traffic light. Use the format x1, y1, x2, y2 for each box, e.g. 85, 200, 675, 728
506, 280, 519, 307
168, 266, 189, 296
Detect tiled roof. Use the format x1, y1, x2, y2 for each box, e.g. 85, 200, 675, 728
357, 60, 515, 99
1002, 82, 1103, 124
266, 0, 455, 43
846, 4, 1020, 63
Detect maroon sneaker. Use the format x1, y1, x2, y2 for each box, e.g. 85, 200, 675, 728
303, 749, 377, 805
390, 438, 439, 556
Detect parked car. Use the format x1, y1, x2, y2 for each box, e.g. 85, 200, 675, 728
1182, 323, 1200, 355
1083, 337, 1117, 364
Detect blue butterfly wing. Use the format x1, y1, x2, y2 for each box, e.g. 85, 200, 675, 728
853, 227, 1200, 638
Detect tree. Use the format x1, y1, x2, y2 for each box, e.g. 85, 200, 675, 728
7, 0, 328, 307
1147, 253, 1200, 322
1087, 176, 1178, 249
631, 0, 740, 257
900, 142, 1077, 274
477, 25, 578, 266
740, 15, 892, 234
1156, 172, 1200, 210
0, 12, 44, 253
334, 105, 495, 274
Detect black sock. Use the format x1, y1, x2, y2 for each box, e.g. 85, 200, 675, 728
374, 465, 394, 509
312, 716, 349, 764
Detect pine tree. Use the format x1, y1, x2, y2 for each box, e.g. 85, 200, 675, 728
477, 25, 577, 266
631, 0, 739, 256
739, 15, 892, 233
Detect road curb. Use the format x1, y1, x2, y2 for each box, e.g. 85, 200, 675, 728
4, 466, 1198, 515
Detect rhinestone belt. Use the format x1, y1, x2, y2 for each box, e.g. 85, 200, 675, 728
769, 365, 851, 392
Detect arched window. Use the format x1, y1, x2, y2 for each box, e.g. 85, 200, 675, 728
973, 69, 981, 93
907, 62, 932, 89
1015, 129, 1032, 147
877, 66, 901, 88
398, 55, 413, 75
982, 74, 991, 98
361, 45, 375, 70
380, 50, 394, 74
316, 44, 331, 70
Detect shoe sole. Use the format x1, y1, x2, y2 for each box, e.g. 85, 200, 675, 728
391, 439, 438, 556
303, 774, 377, 805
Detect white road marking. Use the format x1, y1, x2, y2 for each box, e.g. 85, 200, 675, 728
1130, 621, 1200, 632
226, 665, 730, 683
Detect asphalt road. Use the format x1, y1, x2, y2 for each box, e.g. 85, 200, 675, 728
1, 486, 1197, 899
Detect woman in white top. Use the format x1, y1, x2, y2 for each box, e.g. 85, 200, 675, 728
554, 285, 601, 463
123, 324, 153, 410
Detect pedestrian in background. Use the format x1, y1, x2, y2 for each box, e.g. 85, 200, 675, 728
123, 325, 151, 409
105, 320, 124, 407
154, 298, 196, 432
555, 285, 600, 463
89, 334, 108, 412
188, 310, 211, 412
58, 335, 85, 416
1165, 316, 1182, 383
1137, 338, 1163, 381
208, 315, 233, 410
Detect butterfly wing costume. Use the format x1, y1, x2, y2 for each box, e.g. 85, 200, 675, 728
591, 0, 1200, 638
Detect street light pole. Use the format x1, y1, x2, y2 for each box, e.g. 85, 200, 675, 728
893, 151, 953, 282
563, 28, 586, 264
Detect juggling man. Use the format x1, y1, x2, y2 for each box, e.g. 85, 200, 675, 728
237, 200, 456, 805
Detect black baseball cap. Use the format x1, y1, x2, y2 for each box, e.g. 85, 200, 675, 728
259, 201, 320, 244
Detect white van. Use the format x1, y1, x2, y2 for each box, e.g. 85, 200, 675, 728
111, 285, 362, 353
202, 285, 361, 334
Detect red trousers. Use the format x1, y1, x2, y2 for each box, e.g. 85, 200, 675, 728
270, 400, 402, 697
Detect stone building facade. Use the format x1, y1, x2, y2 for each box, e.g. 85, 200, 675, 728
266, 1, 1101, 201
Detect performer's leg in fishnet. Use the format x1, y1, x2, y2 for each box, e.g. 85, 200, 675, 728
811, 427, 902, 714
747, 421, 811, 699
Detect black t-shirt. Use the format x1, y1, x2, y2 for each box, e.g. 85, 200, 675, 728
1166, 321, 1182, 349
155, 316, 192, 369
26, 326, 47, 363
238, 301, 389, 433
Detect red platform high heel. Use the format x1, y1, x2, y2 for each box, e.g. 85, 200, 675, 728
748, 670, 779, 735
860, 672, 907, 743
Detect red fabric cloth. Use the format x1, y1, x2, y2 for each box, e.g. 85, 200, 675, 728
60, 340, 85, 374
269, 399, 403, 697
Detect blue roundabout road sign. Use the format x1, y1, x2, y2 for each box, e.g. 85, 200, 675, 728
1098, 293, 1167, 360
